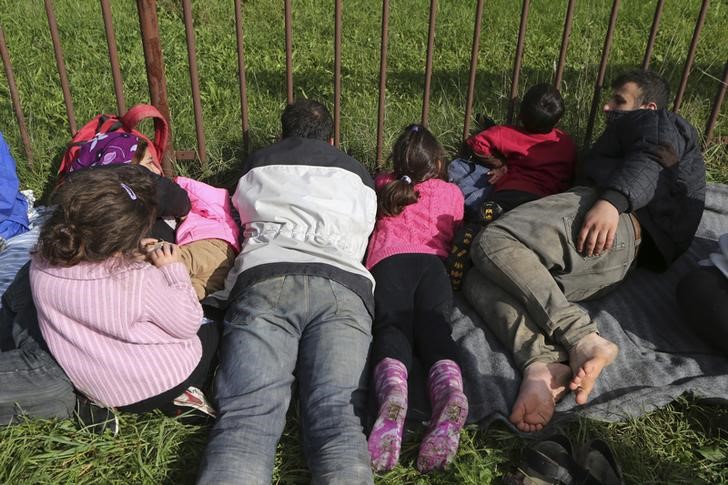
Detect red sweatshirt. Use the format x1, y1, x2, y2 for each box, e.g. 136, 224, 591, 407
466, 125, 576, 197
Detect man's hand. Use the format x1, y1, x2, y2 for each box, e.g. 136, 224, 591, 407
488, 165, 508, 184
577, 199, 620, 256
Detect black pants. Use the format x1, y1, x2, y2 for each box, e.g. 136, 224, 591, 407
371, 253, 459, 372
118, 321, 220, 414
676, 267, 728, 355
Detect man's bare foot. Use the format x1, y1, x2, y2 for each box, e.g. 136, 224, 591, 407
509, 362, 572, 432
568, 332, 618, 405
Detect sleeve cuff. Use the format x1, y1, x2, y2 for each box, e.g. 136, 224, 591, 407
599, 189, 630, 213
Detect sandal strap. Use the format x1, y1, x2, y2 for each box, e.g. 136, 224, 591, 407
522, 447, 576, 485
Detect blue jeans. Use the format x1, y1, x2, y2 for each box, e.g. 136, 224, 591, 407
197, 275, 373, 485
447, 157, 493, 217
1, 263, 75, 425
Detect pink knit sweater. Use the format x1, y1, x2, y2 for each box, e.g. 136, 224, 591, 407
365, 173, 464, 270
30, 257, 203, 407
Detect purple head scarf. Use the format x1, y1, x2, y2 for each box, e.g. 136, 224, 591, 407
71, 131, 142, 172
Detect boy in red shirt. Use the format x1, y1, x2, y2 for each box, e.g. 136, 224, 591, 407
448, 83, 576, 288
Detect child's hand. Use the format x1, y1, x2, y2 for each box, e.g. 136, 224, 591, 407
488, 165, 508, 184
148, 242, 180, 267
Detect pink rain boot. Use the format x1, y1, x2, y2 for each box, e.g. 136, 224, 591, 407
417, 359, 469, 472
368, 357, 408, 472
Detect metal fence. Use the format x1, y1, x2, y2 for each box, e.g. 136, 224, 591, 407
0, 0, 726, 175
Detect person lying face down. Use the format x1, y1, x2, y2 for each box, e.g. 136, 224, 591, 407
462, 68, 705, 433
197, 99, 378, 484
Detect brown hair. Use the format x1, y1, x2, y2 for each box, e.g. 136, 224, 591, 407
36, 165, 157, 266
378, 124, 446, 217
131, 139, 148, 165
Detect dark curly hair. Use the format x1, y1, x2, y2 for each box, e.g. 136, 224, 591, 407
35, 164, 157, 267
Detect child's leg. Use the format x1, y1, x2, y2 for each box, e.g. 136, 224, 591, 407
417, 360, 468, 472
409, 257, 468, 471
177, 239, 236, 300
368, 357, 408, 472
368, 255, 420, 471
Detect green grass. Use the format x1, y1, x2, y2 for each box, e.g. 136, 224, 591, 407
1, 0, 727, 483
0, 0, 726, 197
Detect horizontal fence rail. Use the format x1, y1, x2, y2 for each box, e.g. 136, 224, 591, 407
0, 0, 725, 174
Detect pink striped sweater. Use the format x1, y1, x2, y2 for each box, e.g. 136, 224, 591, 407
365, 173, 464, 270
29, 257, 203, 407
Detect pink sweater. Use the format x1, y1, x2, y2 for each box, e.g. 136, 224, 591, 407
174, 176, 241, 252
30, 257, 203, 407
366, 173, 464, 270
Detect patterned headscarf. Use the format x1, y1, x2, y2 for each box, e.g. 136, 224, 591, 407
71, 132, 141, 172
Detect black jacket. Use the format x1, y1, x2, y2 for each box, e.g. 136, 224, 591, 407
584, 109, 706, 271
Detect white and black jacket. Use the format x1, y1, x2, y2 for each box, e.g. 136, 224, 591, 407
216, 137, 377, 313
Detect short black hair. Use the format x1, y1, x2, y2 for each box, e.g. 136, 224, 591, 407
281, 99, 333, 141
610, 69, 671, 109
519, 83, 565, 134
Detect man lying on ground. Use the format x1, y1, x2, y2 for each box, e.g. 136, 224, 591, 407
463, 69, 706, 432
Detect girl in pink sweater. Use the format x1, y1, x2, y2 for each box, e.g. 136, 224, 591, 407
29, 165, 217, 416
366, 124, 468, 473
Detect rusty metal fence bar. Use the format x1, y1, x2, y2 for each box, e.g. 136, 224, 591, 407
462, 0, 485, 141
584, 0, 620, 146
673, 0, 709, 113
136, 0, 175, 175
101, 0, 126, 115
0, 0, 725, 173
44, 0, 76, 135
334, 0, 342, 147
234, 0, 250, 156
705, 59, 728, 144
284, 0, 293, 104
375, 0, 390, 167
642, 0, 665, 70
507, 0, 530, 124
553, 0, 575, 89
0, 25, 33, 165
182, 0, 207, 164
421, 0, 437, 127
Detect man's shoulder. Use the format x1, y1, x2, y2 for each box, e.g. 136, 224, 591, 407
245, 137, 374, 189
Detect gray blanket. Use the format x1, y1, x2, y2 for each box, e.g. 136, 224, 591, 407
444, 183, 728, 428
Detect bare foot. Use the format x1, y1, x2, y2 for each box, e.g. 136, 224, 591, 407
509, 362, 572, 432
568, 332, 618, 405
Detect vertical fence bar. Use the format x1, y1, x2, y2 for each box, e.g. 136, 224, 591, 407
182, 0, 207, 163
0, 25, 33, 165
334, 0, 342, 147
584, 0, 620, 146
234, 0, 250, 156
100, 0, 126, 115
284, 0, 294, 104
376, 0, 390, 168
136, 0, 174, 174
673, 0, 710, 113
641, 0, 664, 69
705, 59, 728, 145
463, 0, 485, 141
553, 0, 575, 89
44, 0, 76, 134
421, 0, 437, 126
506, 0, 530, 124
